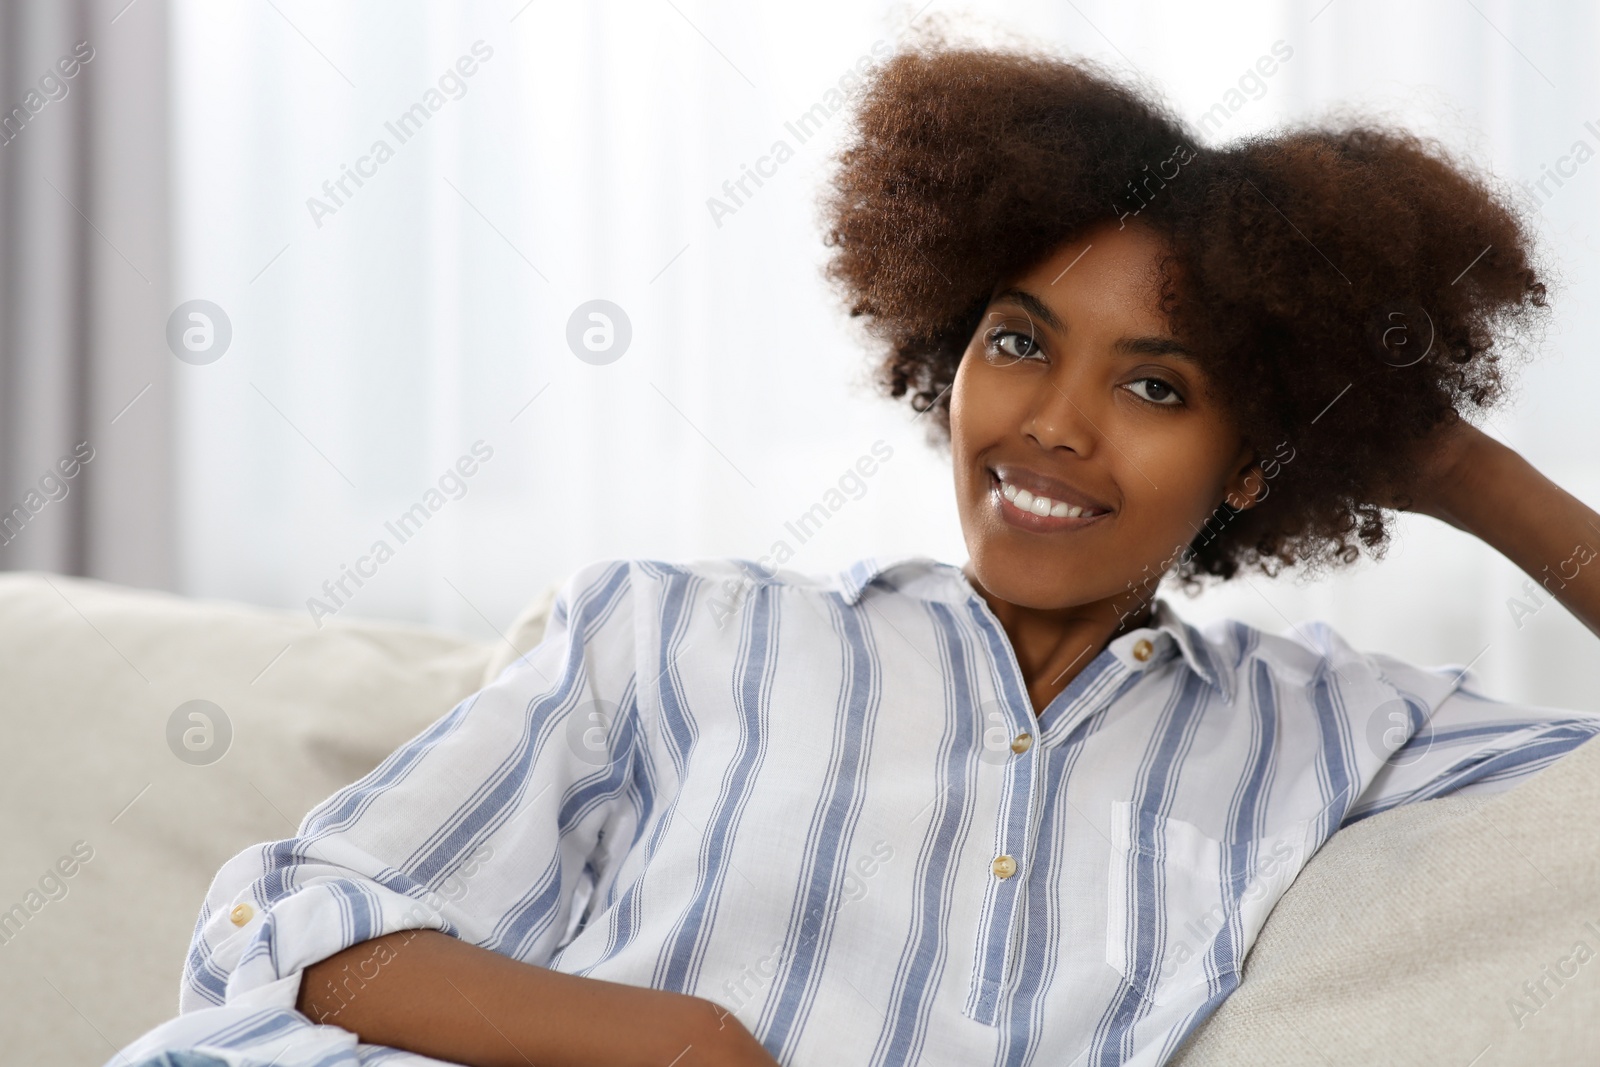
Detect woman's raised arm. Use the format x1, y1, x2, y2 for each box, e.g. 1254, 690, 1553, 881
1400, 420, 1600, 640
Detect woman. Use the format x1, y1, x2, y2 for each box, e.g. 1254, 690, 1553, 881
111, 39, 1600, 1067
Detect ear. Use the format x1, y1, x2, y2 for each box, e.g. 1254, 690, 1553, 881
1220, 443, 1267, 512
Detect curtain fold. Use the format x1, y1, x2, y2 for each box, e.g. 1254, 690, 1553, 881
0, 0, 171, 588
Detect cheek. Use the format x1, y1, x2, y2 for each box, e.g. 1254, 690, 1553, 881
1118, 438, 1234, 539
949, 364, 1039, 507
948, 359, 998, 466
950, 357, 1030, 446
948, 354, 984, 431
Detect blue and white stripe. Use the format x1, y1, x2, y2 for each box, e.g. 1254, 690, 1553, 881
108, 554, 1600, 1067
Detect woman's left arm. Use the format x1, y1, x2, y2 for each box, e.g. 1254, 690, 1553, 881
1404, 420, 1600, 641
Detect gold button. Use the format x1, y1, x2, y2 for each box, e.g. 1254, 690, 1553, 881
1132, 638, 1154, 663
991, 855, 1017, 879
1010, 732, 1033, 754
230, 903, 254, 927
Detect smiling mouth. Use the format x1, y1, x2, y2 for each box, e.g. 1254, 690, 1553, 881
988, 469, 1111, 531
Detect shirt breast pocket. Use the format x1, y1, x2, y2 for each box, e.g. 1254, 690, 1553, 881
1104, 800, 1238, 1007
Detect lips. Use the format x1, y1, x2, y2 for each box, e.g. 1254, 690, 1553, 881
985, 469, 1112, 534
988, 463, 1113, 516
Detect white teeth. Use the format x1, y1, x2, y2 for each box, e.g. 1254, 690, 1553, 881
997, 475, 1092, 519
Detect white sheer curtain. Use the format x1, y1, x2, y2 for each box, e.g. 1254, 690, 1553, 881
171, 0, 1600, 710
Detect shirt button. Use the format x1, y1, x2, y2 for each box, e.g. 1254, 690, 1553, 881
991, 855, 1017, 879
1132, 638, 1154, 663
230, 903, 254, 926
1010, 732, 1033, 754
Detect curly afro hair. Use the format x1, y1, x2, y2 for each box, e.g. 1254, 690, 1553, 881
820, 34, 1549, 585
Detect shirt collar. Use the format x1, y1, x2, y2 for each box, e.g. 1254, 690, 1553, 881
837, 554, 1234, 702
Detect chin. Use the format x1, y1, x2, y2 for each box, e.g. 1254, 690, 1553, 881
967, 547, 1094, 611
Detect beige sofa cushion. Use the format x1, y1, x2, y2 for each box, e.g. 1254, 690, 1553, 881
480, 582, 560, 687
1171, 730, 1600, 1066
0, 572, 537, 1066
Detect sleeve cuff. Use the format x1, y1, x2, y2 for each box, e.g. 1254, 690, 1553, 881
184, 844, 458, 1013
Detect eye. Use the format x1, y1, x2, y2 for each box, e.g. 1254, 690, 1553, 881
981, 327, 1043, 366
1125, 377, 1184, 406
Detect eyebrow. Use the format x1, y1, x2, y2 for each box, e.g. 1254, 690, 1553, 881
990, 286, 1198, 365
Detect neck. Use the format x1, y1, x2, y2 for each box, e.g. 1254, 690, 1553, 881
962, 561, 1157, 716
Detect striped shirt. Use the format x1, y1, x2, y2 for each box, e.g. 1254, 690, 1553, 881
109, 555, 1600, 1067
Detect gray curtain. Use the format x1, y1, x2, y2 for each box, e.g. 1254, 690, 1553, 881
0, 0, 172, 588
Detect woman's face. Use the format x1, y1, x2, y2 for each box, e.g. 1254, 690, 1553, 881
950, 219, 1260, 618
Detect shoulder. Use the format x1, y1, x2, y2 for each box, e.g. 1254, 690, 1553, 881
1165, 603, 1467, 711
553, 554, 960, 633
587, 553, 956, 603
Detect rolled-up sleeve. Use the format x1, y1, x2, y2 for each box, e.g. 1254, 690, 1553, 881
178, 556, 641, 1018
1346, 652, 1600, 824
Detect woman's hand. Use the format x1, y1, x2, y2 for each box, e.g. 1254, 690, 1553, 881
1370, 413, 1487, 529
1368, 412, 1600, 644
586, 987, 779, 1066
678, 998, 784, 1066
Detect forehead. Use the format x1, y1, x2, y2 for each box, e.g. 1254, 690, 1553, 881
994, 221, 1173, 332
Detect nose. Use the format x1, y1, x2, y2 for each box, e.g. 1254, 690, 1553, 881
1020, 360, 1099, 457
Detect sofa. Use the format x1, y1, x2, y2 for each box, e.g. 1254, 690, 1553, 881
1, 571, 1593, 1066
